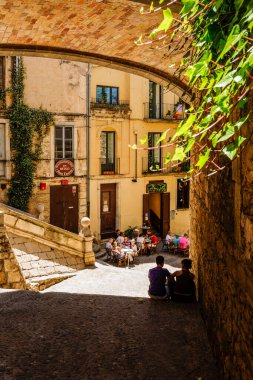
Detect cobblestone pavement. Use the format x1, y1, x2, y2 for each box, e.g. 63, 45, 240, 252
0, 254, 218, 380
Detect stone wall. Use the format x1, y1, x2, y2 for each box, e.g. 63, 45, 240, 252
0, 212, 26, 289
191, 118, 253, 378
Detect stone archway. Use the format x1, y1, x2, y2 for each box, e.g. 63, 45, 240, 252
0, 0, 188, 99
0, 1, 252, 379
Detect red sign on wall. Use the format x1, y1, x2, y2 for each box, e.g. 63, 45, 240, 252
55, 160, 74, 177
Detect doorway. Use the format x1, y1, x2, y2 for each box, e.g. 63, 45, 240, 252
100, 183, 116, 239
143, 192, 170, 237
50, 185, 79, 233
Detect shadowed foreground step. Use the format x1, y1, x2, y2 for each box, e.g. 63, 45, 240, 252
0, 289, 218, 380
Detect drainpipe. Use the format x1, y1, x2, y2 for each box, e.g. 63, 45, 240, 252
132, 130, 138, 182
86, 63, 91, 217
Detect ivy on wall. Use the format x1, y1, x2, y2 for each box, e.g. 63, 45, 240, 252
136, 0, 253, 176
7, 57, 54, 211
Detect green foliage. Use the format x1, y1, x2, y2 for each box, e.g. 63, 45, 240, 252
138, 0, 253, 175
7, 58, 54, 211
124, 226, 138, 238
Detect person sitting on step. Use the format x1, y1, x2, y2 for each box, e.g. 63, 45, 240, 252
148, 255, 171, 300
169, 258, 196, 303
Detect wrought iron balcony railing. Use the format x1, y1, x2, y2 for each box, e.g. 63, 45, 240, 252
142, 157, 190, 174
143, 102, 185, 120
91, 98, 130, 111
100, 157, 120, 175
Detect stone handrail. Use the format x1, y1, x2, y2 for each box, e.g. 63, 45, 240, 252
0, 203, 95, 266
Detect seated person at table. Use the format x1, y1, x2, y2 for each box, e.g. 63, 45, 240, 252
130, 239, 138, 255
112, 241, 125, 260
136, 233, 144, 249
174, 234, 180, 247
144, 235, 152, 256
165, 231, 174, 243
105, 238, 114, 250
116, 232, 124, 247
148, 255, 171, 300
169, 259, 196, 303
151, 234, 159, 246
113, 229, 121, 239
122, 236, 131, 248
178, 233, 189, 249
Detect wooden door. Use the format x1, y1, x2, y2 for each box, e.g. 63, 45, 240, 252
100, 184, 116, 238
161, 192, 170, 238
50, 185, 79, 233
143, 193, 150, 225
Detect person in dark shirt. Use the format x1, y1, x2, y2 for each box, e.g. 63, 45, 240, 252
169, 258, 196, 302
148, 255, 171, 300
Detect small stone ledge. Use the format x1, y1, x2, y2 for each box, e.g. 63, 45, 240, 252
27, 273, 77, 291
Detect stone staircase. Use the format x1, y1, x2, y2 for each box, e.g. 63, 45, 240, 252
8, 232, 84, 290
0, 203, 95, 291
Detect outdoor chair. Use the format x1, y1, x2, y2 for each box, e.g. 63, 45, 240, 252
111, 250, 126, 267
161, 239, 168, 251
168, 241, 176, 254
175, 247, 189, 257
136, 242, 144, 255
106, 247, 112, 262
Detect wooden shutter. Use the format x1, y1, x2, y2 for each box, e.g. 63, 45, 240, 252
161, 192, 170, 238
143, 193, 150, 225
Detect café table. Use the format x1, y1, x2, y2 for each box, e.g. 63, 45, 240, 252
121, 248, 134, 268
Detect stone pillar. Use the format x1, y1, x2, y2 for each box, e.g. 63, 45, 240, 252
0, 211, 26, 290
79, 217, 95, 266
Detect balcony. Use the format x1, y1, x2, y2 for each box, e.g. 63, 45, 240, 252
143, 102, 185, 120
142, 157, 190, 174
90, 98, 130, 112
100, 158, 120, 175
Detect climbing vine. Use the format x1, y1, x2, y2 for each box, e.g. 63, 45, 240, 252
136, 0, 253, 175
7, 57, 54, 211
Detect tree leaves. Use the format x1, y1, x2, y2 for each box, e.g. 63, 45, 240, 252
137, 0, 252, 175
150, 8, 173, 37
222, 136, 246, 160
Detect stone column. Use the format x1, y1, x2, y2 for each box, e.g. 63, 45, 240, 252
79, 217, 95, 266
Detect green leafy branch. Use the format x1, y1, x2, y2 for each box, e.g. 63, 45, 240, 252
136, 0, 253, 175
7, 57, 54, 211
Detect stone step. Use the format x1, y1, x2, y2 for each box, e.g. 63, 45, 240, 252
7, 232, 85, 287
27, 273, 77, 291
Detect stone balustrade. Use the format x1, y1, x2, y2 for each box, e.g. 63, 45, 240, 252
0, 203, 95, 267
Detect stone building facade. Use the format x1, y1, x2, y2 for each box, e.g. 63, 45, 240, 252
0, 56, 190, 238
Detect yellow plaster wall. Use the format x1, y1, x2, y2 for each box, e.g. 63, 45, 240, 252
90, 66, 130, 102
23, 57, 87, 114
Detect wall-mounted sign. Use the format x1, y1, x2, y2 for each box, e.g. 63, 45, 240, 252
146, 182, 167, 193
55, 160, 74, 177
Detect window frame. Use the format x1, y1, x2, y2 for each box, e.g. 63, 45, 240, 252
54, 125, 74, 160
96, 85, 119, 105
148, 132, 162, 170
100, 131, 116, 174
176, 178, 190, 209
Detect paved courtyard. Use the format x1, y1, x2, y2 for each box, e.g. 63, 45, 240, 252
0, 254, 218, 379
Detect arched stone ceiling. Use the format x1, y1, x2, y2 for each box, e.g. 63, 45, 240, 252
0, 0, 188, 99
